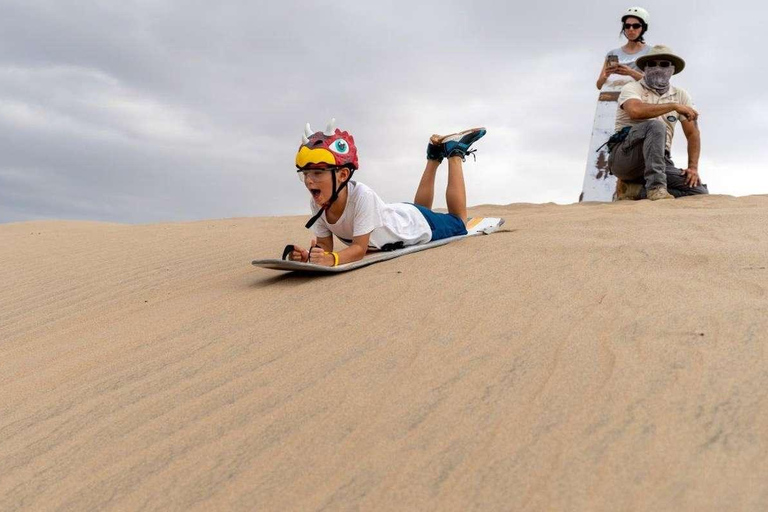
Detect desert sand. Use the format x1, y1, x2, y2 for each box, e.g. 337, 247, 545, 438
2, 194, 768, 511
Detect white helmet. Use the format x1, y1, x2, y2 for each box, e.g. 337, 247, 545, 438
622, 6, 649, 25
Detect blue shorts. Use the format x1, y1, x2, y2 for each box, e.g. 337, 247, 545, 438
412, 204, 468, 242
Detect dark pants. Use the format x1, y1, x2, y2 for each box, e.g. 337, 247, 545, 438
608, 120, 709, 197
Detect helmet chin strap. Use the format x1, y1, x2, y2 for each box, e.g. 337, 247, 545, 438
304, 168, 356, 229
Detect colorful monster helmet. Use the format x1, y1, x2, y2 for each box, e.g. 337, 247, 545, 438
296, 119, 358, 171
296, 119, 359, 229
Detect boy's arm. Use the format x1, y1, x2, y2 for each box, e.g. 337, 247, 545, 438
338, 233, 370, 264
314, 235, 334, 252
308, 232, 370, 266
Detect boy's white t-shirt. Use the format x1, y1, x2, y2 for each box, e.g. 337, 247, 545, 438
310, 181, 432, 249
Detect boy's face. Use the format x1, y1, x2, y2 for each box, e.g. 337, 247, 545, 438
300, 168, 348, 206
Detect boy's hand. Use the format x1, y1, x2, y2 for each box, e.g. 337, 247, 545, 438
308, 247, 334, 266
289, 245, 309, 262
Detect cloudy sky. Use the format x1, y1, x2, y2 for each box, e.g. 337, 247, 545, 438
1, 0, 765, 223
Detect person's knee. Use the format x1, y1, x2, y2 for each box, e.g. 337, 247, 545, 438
643, 119, 666, 136
667, 180, 709, 196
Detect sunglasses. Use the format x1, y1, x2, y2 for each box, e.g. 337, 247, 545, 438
623, 23, 643, 29
645, 60, 673, 68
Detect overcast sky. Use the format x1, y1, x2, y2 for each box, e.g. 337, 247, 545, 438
1, 0, 765, 223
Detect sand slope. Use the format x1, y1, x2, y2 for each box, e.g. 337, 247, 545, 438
2, 195, 768, 511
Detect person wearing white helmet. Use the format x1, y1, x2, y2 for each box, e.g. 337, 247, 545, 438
596, 7, 652, 90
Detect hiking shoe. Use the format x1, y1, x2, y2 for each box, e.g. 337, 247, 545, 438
647, 187, 674, 201
440, 127, 487, 160
615, 180, 643, 201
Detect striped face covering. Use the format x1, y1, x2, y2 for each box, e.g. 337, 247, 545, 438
644, 65, 675, 95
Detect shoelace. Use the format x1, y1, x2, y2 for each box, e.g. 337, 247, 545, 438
465, 149, 478, 162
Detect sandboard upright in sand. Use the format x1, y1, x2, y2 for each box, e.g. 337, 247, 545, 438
580, 74, 633, 202
252, 217, 504, 273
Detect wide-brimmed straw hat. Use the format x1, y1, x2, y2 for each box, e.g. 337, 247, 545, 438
636, 44, 685, 74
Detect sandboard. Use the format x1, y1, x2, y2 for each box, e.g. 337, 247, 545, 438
580, 73, 634, 202
252, 217, 504, 273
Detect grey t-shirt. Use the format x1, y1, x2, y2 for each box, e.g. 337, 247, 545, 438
607, 44, 651, 71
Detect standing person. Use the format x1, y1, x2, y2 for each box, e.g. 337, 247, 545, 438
596, 7, 651, 90
608, 45, 708, 200
582, 7, 652, 203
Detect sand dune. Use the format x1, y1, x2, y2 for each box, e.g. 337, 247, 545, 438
2, 195, 768, 511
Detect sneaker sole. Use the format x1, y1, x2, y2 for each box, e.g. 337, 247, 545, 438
439, 127, 486, 144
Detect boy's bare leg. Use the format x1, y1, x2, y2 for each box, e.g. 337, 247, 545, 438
413, 159, 441, 209
446, 156, 467, 223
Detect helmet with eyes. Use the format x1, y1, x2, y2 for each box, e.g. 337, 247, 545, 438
295, 119, 359, 229
295, 119, 359, 171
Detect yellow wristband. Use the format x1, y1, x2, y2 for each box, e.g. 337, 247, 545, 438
322, 251, 339, 267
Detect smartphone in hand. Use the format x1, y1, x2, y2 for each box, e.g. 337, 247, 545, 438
606, 55, 619, 70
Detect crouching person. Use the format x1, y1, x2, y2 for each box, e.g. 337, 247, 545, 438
609, 45, 709, 200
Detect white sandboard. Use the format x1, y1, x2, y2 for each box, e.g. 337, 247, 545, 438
252, 217, 504, 273
580, 75, 633, 202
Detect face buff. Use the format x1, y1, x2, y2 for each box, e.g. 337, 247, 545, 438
644, 65, 675, 95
